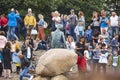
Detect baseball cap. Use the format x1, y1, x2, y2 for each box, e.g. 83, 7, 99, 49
11, 8, 14, 12
28, 8, 32, 12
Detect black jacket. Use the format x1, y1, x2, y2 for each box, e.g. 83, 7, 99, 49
20, 56, 30, 69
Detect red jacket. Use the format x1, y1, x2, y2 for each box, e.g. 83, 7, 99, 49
0, 16, 8, 27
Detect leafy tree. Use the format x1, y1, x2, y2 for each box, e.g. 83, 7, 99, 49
0, 0, 105, 26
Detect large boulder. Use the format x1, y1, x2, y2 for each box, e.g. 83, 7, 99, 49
33, 76, 50, 80
36, 49, 77, 76
51, 75, 68, 80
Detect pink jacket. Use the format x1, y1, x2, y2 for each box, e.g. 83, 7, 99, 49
0, 36, 7, 48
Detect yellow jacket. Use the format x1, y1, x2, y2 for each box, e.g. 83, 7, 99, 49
24, 15, 36, 27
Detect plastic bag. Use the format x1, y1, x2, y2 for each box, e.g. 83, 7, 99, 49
31, 29, 38, 35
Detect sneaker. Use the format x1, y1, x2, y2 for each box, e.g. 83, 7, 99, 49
29, 75, 33, 80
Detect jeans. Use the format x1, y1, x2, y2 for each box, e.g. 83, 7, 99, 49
110, 27, 119, 38
7, 27, 17, 41
15, 24, 20, 39
98, 63, 106, 74
112, 66, 118, 72
22, 26, 27, 40
20, 67, 31, 80
69, 25, 76, 41
37, 27, 45, 40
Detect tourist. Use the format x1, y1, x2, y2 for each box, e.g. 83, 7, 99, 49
78, 11, 85, 30
18, 53, 33, 80
110, 34, 119, 54
111, 49, 120, 72
36, 14, 45, 41
99, 10, 109, 34
84, 26, 93, 44
0, 14, 8, 36
24, 8, 36, 35
7, 8, 19, 40
15, 10, 22, 40
66, 36, 75, 51
90, 11, 100, 32
76, 37, 86, 73
74, 20, 84, 42
3, 42, 12, 78
109, 12, 119, 38
68, 9, 77, 41
98, 43, 108, 74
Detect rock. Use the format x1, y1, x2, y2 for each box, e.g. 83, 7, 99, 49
51, 75, 68, 80
33, 76, 50, 80
36, 49, 77, 76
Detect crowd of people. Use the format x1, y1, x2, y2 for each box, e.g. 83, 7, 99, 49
0, 7, 120, 79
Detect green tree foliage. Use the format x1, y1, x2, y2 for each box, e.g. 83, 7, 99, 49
0, 0, 105, 26
104, 0, 120, 15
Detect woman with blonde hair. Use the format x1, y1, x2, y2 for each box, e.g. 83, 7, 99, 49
36, 14, 45, 41
66, 36, 75, 51
78, 11, 85, 30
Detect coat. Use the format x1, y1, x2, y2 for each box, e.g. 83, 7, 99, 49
24, 14, 36, 27
8, 12, 20, 27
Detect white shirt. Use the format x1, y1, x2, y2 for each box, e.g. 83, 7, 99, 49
66, 42, 75, 51
74, 25, 84, 35
11, 44, 16, 52
27, 47, 31, 59
99, 52, 108, 64
84, 50, 91, 60
110, 15, 118, 26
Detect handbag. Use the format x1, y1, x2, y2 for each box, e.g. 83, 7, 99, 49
31, 29, 38, 35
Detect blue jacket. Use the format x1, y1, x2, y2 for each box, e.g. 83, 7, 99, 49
8, 12, 20, 27
0, 51, 3, 61
110, 38, 119, 48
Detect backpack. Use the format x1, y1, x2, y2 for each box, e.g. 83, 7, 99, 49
44, 21, 48, 28
84, 29, 92, 42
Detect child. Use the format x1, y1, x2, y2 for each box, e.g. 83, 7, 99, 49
84, 26, 92, 43
66, 36, 75, 52
101, 29, 109, 44
74, 20, 84, 42
92, 43, 101, 72
2, 42, 12, 78
111, 49, 120, 72
110, 34, 119, 54
84, 46, 93, 72
11, 39, 21, 74
98, 43, 108, 74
